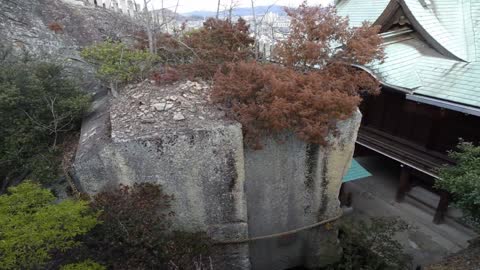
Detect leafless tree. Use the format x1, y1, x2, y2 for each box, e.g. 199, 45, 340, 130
223, 0, 240, 20
142, 0, 155, 53
251, 0, 258, 59
216, 0, 221, 18
251, 0, 279, 60
135, 0, 180, 53
23, 96, 75, 149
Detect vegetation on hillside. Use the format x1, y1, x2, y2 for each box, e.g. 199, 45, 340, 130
182, 17, 255, 78
212, 62, 361, 147
83, 1, 382, 148
0, 181, 213, 269
0, 181, 98, 269
323, 217, 412, 270
60, 260, 106, 270
0, 1, 388, 268
46, 183, 213, 270
0, 47, 90, 192
212, 2, 383, 148
84, 183, 175, 269
81, 40, 158, 95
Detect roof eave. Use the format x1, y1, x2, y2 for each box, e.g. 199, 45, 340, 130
352, 64, 414, 94
354, 64, 480, 117
406, 94, 480, 117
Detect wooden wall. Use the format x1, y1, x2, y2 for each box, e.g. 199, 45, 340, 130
360, 88, 480, 155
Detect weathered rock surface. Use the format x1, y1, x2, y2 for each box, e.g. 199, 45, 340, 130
0, 0, 140, 92
74, 80, 362, 269
0, 0, 138, 54
244, 111, 361, 269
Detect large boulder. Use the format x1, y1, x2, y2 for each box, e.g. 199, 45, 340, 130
244, 112, 361, 269
74, 80, 362, 269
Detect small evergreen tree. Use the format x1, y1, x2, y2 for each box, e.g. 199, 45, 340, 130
436, 141, 480, 225
81, 40, 158, 95
0, 52, 90, 190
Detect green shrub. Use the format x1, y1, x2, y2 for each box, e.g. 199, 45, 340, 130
81, 40, 158, 85
436, 141, 480, 225
61, 260, 106, 270
80, 183, 213, 269
0, 181, 98, 270
324, 217, 412, 270
163, 231, 213, 269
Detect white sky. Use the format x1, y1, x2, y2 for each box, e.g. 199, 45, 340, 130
149, 0, 333, 13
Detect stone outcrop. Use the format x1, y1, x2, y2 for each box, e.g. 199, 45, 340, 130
0, 0, 140, 92
74, 80, 362, 269
0, 0, 139, 54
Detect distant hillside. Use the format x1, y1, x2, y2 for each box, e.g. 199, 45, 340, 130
182, 5, 286, 18
151, 8, 187, 21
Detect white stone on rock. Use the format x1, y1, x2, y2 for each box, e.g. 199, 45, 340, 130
173, 112, 185, 121
152, 103, 166, 111
165, 102, 174, 110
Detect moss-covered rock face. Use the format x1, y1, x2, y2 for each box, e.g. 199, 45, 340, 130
74, 80, 362, 270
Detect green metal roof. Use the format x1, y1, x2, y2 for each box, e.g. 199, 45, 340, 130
337, 0, 480, 113
336, 0, 390, 27
342, 159, 372, 183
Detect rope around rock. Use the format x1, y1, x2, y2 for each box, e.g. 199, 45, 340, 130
215, 213, 343, 244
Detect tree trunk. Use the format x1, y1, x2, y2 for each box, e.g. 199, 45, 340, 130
251, 0, 258, 60
143, 0, 154, 54
216, 0, 221, 19
110, 81, 119, 98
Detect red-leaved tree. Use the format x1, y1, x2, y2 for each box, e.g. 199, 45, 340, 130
183, 18, 255, 78
212, 2, 384, 148
275, 2, 384, 69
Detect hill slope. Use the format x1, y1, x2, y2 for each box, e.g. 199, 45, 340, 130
182, 5, 286, 18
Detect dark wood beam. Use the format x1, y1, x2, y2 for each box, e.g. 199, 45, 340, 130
433, 190, 449, 224
396, 165, 411, 202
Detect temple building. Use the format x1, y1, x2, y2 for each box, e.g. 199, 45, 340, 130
336, 0, 480, 223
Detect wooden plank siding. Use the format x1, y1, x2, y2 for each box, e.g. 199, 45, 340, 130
359, 87, 480, 174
